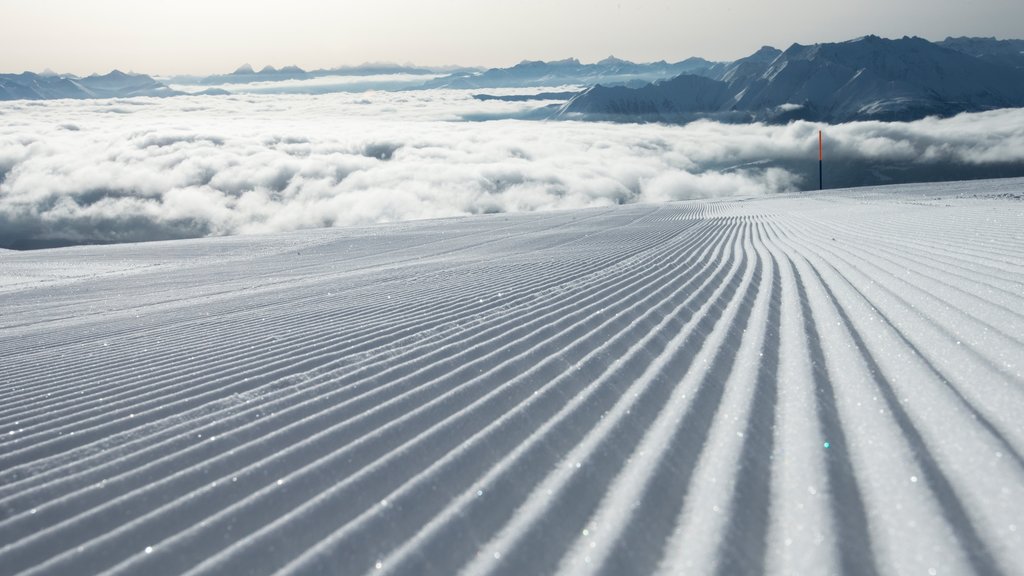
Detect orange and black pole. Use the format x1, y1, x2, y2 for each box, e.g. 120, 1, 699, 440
818, 129, 823, 190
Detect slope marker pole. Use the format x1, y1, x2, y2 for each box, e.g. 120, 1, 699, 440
819, 129, 823, 190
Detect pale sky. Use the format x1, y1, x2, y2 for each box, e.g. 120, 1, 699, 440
2, 0, 1022, 75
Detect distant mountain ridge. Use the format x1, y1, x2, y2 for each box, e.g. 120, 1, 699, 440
419, 56, 715, 89
3, 35, 1023, 110
561, 35, 1024, 124
177, 62, 453, 86
0, 57, 719, 100
937, 37, 1024, 70
0, 70, 179, 100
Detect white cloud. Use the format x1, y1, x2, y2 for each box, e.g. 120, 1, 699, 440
168, 73, 446, 95
1, 92, 1022, 247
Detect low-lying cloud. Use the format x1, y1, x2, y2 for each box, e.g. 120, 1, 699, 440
168, 73, 445, 95
1, 91, 1023, 248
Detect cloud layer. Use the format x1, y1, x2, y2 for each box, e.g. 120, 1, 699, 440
168, 73, 445, 95
2, 91, 1023, 248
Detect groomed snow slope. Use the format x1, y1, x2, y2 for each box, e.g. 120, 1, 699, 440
1, 179, 1022, 575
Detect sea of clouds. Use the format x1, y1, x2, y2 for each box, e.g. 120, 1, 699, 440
167, 73, 446, 95
1, 90, 1023, 248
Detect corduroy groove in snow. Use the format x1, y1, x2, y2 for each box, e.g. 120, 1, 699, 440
1, 179, 1022, 575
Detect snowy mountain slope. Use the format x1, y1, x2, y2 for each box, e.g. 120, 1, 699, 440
562, 36, 1024, 124
747, 36, 1024, 119
0, 179, 1022, 575
703, 45, 783, 84
558, 74, 739, 124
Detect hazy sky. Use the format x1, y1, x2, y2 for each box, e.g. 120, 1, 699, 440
2, 0, 1022, 75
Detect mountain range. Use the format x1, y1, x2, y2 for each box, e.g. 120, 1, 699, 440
3, 36, 1024, 126
0, 58, 710, 100
418, 56, 715, 89
561, 36, 1024, 124
169, 62, 465, 86
0, 70, 180, 100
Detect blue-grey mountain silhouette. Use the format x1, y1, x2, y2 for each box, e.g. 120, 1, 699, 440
561, 36, 1024, 124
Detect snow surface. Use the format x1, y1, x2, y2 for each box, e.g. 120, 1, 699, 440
1, 178, 1022, 575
